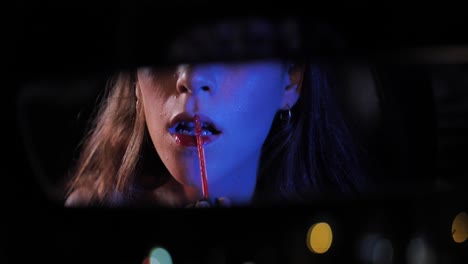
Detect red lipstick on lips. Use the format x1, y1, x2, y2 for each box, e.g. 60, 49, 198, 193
171, 113, 219, 147
174, 134, 211, 146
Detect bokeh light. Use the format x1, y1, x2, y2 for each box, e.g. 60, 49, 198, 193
372, 238, 393, 264
452, 212, 468, 243
306, 222, 333, 254
149, 247, 172, 264
358, 234, 393, 264
406, 236, 436, 264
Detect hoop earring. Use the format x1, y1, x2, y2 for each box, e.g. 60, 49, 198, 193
279, 104, 292, 124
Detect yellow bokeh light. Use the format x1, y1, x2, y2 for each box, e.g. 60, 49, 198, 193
306, 222, 333, 254
452, 212, 468, 243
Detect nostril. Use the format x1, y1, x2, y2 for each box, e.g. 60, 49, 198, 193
201, 86, 210, 92
179, 85, 189, 93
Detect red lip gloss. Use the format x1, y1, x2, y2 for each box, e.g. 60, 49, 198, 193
194, 115, 209, 200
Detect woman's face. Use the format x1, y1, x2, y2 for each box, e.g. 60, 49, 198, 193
137, 60, 295, 198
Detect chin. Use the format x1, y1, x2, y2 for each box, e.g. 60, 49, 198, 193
171, 169, 201, 187
167, 157, 198, 180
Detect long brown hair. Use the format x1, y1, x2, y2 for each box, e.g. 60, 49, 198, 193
65, 71, 147, 205
65, 62, 368, 206
254, 63, 368, 204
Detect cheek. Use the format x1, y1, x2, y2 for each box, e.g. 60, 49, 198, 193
228, 76, 283, 121
142, 94, 166, 132
138, 70, 177, 130
139, 81, 174, 132
221, 78, 283, 145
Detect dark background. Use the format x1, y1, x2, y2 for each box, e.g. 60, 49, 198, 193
7, 2, 468, 264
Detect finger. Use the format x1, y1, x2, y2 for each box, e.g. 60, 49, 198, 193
195, 200, 211, 208
185, 203, 196, 208
215, 197, 231, 207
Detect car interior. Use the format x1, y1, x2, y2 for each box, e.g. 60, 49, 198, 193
9, 3, 468, 264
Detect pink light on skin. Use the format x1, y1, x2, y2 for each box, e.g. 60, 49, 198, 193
194, 114, 209, 200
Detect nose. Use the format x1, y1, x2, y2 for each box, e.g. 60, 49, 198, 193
176, 64, 216, 95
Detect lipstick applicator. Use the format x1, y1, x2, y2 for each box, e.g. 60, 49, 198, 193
194, 114, 209, 200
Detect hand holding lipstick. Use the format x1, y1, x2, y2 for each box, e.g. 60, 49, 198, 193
186, 197, 232, 208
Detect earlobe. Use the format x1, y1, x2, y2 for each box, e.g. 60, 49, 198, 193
288, 63, 305, 91
281, 63, 305, 109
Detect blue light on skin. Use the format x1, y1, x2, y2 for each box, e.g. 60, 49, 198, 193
149, 247, 172, 264
137, 60, 302, 206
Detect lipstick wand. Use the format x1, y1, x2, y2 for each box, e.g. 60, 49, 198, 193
194, 114, 209, 200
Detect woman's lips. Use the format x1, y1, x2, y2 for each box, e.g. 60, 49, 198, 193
168, 112, 222, 147
172, 133, 219, 147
